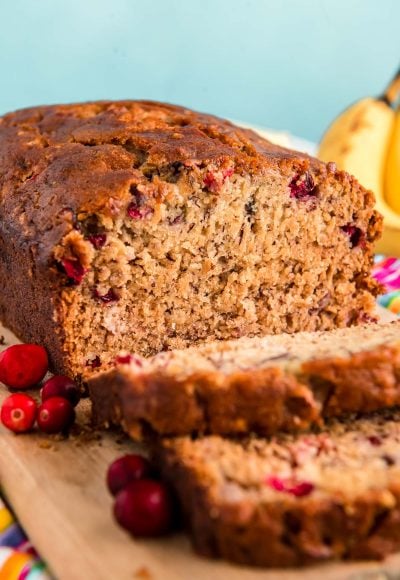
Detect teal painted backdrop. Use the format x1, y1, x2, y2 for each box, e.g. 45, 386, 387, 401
0, 0, 399, 141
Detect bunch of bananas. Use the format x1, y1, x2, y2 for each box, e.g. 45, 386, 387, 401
318, 67, 400, 256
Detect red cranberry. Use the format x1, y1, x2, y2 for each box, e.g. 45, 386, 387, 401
341, 224, 365, 248
0, 344, 48, 389
87, 234, 107, 249
114, 479, 174, 537
92, 288, 119, 303
289, 172, 317, 201
61, 258, 87, 285
266, 476, 314, 497
204, 167, 233, 193
86, 356, 101, 369
41, 375, 80, 407
114, 354, 143, 367
37, 397, 75, 434
127, 203, 153, 220
222, 167, 234, 179
203, 171, 221, 193
115, 354, 133, 365
107, 454, 152, 496
1, 394, 37, 433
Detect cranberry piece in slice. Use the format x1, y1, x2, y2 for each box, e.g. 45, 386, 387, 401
222, 167, 234, 179
115, 354, 133, 365
266, 476, 315, 497
203, 172, 220, 193
0, 344, 48, 389
289, 172, 317, 201
127, 203, 153, 220
61, 258, 87, 285
341, 224, 365, 248
114, 479, 174, 537
41, 375, 80, 407
1, 394, 37, 433
86, 356, 101, 369
37, 397, 75, 434
107, 454, 153, 496
87, 234, 107, 249
92, 288, 120, 303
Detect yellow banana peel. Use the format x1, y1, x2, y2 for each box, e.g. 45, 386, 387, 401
384, 105, 400, 215
318, 67, 400, 256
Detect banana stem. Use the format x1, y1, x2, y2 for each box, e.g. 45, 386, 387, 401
381, 65, 400, 106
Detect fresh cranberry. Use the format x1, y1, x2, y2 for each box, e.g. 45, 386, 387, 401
1, 394, 37, 433
92, 288, 119, 303
87, 234, 107, 249
341, 224, 365, 248
37, 397, 75, 434
41, 375, 80, 407
61, 258, 86, 285
86, 356, 101, 369
0, 344, 48, 389
266, 476, 314, 497
107, 454, 153, 496
289, 172, 317, 201
114, 479, 174, 537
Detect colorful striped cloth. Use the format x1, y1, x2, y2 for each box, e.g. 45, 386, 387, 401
0, 498, 51, 579
0, 254, 399, 579
374, 255, 400, 315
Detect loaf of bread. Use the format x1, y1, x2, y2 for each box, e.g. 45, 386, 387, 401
156, 410, 400, 567
0, 101, 382, 378
88, 320, 400, 438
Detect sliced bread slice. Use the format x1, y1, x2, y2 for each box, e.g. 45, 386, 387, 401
88, 321, 400, 438
156, 409, 400, 567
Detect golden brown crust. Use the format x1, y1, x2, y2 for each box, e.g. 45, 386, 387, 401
89, 341, 400, 438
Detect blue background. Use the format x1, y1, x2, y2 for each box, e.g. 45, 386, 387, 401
0, 0, 399, 141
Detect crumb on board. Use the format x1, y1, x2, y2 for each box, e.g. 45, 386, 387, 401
133, 566, 153, 579
38, 439, 57, 451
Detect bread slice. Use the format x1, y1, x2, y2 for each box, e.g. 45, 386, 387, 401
88, 320, 400, 438
0, 101, 381, 379
156, 410, 400, 567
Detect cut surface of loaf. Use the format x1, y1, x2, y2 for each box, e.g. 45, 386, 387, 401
156, 410, 400, 567
0, 101, 382, 378
88, 320, 400, 438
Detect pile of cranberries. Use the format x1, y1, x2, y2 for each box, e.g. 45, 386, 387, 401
0, 344, 79, 434
106, 454, 176, 537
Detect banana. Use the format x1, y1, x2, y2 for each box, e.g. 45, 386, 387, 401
385, 104, 400, 214
318, 67, 400, 256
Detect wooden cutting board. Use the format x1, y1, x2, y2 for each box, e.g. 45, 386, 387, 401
1, 311, 400, 580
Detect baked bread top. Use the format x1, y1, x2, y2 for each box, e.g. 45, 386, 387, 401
0, 100, 364, 264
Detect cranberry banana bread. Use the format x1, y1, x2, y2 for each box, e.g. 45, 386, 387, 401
156, 410, 400, 567
88, 321, 400, 438
0, 101, 382, 378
